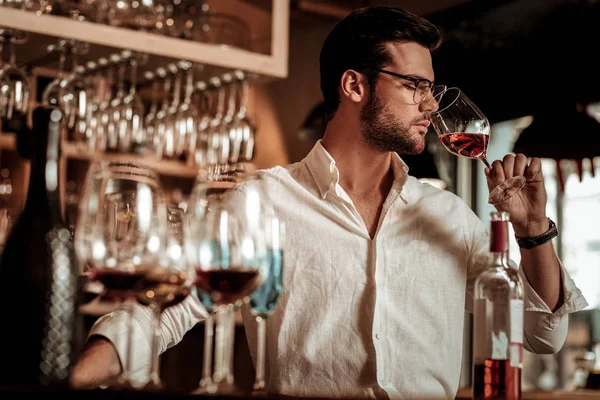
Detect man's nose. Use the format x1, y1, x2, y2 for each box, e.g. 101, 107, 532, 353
420, 95, 440, 113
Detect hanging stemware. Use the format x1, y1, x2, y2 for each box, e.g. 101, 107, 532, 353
0, 28, 30, 126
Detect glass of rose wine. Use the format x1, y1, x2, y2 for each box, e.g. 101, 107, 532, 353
429, 87, 526, 205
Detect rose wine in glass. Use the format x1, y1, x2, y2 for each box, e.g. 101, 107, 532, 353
430, 87, 526, 205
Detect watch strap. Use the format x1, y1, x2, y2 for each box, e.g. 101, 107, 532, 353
515, 218, 558, 249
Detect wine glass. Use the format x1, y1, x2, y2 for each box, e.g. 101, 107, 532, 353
429, 87, 526, 205
74, 161, 168, 388
248, 215, 284, 395
186, 177, 218, 394
187, 170, 268, 395
135, 205, 194, 391
105, 0, 170, 33
0, 29, 30, 124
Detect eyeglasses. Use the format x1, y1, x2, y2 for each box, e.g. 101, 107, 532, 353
374, 69, 445, 105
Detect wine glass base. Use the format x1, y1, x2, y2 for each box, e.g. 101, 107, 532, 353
191, 382, 218, 395
141, 379, 166, 393
209, 380, 242, 396
251, 387, 268, 397
487, 176, 526, 205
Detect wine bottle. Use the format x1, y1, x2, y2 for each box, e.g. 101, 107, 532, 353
0, 107, 81, 389
472, 211, 524, 400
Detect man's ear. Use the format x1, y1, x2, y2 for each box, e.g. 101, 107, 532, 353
340, 70, 368, 104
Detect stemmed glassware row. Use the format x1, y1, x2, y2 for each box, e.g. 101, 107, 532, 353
2, 42, 257, 172
74, 158, 284, 395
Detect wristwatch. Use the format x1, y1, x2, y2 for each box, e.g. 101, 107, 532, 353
515, 218, 559, 249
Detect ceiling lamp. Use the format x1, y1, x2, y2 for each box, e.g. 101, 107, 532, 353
513, 103, 600, 191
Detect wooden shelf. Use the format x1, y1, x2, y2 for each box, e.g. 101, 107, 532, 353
61, 141, 200, 178
0, 1, 289, 79
0, 133, 200, 178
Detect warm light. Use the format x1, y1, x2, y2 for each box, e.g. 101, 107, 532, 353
418, 178, 447, 190
92, 240, 106, 260
136, 185, 152, 231
147, 235, 161, 253
241, 236, 255, 262
199, 241, 213, 268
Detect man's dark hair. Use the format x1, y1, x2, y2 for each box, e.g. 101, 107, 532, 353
319, 6, 442, 119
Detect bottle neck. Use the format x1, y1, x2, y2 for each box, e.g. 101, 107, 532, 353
490, 219, 510, 269
22, 108, 63, 222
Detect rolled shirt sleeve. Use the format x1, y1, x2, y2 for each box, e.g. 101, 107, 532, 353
87, 292, 209, 386
518, 260, 589, 354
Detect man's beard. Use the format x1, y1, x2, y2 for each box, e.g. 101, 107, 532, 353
359, 90, 425, 155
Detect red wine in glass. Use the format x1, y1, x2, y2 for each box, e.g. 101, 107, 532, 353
194, 267, 262, 306
430, 87, 526, 205
88, 267, 148, 301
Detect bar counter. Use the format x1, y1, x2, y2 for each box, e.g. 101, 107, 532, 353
1, 386, 599, 399
454, 387, 600, 399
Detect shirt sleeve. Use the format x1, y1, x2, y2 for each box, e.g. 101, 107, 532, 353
87, 292, 209, 386
518, 260, 588, 354
463, 205, 588, 354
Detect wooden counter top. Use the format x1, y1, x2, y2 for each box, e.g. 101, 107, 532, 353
455, 387, 600, 399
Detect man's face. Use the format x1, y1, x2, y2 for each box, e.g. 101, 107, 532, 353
359, 42, 437, 155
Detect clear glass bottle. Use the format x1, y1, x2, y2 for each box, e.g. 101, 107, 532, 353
472, 211, 524, 400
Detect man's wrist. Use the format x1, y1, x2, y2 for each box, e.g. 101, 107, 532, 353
515, 218, 558, 250
512, 218, 550, 238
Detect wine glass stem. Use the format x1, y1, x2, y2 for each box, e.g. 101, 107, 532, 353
482, 157, 492, 170
212, 306, 228, 383
213, 306, 236, 388
253, 315, 267, 392
120, 299, 134, 386
148, 302, 163, 387
8, 40, 15, 66
226, 308, 236, 384
199, 313, 215, 387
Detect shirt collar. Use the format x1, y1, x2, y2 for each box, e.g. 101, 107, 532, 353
305, 140, 410, 199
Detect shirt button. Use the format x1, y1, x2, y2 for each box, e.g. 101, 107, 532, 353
375, 333, 381, 340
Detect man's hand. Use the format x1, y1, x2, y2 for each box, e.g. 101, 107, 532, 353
69, 336, 122, 390
485, 153, 548, 236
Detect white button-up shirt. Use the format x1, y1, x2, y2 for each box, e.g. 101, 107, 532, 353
90, 140, 588, 399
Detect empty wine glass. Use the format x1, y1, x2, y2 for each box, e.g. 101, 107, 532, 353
233, 71, 255, 163
0, 29, 29, 123
105, 0, 170, 32
57, 0, 107, 23
115, 52, 145, 152
429, 87, 526, 205
248, 215, 284, 395
61, 41, 92, 148
41, 41, 68, 109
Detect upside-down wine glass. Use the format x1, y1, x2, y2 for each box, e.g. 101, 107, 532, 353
429, 87, 526, 205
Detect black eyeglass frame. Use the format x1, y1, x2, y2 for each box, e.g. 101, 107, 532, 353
374, 68, 442, 104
